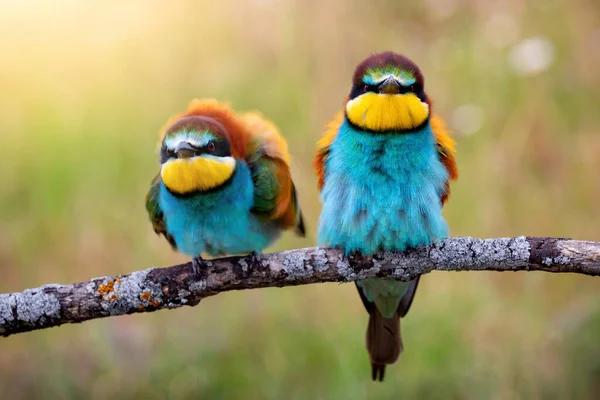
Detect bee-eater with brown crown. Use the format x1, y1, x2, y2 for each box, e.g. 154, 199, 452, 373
146, 99, 305, 267
314, 52, 458, 381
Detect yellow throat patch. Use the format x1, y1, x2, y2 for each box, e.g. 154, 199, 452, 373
161, 156, 236, 194
346, 93, 429, 131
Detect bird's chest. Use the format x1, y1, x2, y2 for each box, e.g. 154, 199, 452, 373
318, 124, 450, 254
159, 165, 276, 256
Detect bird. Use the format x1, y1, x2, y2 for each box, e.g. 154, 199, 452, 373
314, 52, 458, 381
146, 99, 305, 269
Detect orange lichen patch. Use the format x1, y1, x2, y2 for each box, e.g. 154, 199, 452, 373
149, 299, 160, 307
140, 291, 160, 308
97, 281, 114, 297
98, 278, 120, 301
140, 291, 152, 301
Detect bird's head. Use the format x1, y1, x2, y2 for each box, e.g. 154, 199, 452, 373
345, 52, 430, 133
159, 116, 237, 195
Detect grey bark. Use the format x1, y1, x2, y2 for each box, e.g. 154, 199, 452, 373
0, 236, 598, 338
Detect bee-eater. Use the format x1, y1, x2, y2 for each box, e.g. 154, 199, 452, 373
314, 52, 458, 381
146, 99, 305, 267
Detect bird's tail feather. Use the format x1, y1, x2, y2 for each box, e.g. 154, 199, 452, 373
357, 277, 420, 382
366, 308, 402, 382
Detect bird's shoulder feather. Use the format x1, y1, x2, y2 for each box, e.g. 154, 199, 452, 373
430, 114, 458, 204
314, 110, 345, 191
240, 112, 305, 236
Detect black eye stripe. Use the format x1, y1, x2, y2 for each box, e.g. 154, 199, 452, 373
348, 82, 427, 101
210, 140, 231, 157
160, 140, 231, 163
160, 147, 175, 164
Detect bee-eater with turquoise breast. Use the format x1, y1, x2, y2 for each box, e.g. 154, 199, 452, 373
314, 52, 458, 381
146, 99, 305, 266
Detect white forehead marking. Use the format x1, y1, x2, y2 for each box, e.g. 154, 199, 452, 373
372, 73, 416, 86
164, 131, 217, 150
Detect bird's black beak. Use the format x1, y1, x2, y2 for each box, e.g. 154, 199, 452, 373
174, 142, 196, 159
378, 76, 401, 95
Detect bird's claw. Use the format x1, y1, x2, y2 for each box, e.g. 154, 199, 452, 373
191, 256, 204, 275
248, 251, 262, 266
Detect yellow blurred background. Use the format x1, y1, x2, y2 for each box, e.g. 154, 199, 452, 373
1, 0, 599, 398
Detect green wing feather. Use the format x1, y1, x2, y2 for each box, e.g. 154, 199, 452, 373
145, 174, 177, 249
248, 152, 305, 236
239, 111, 305, 236
250, 157, 280, 215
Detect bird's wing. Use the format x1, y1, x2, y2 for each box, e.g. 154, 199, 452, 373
314, 110, 345, 191
430, 113, 458, 205
145, 174, 177, 249
240, 112, 305, 236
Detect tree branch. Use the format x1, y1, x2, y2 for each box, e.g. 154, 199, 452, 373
1, 236, 598, 337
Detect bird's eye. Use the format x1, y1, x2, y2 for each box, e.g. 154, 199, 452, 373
363, 85, 368, 92
409, 85, 415, 93
207, 142, 216, 152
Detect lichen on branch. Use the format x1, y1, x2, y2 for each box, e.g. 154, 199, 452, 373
0, 236, 598, 338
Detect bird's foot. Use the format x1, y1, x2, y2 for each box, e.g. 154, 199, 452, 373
248, 251, 263, 267
191, 256, 204, 275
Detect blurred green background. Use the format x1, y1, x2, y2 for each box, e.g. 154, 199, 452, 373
1, 0, 599, 398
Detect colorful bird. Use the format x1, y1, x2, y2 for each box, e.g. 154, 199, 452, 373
146, 99, 305, 268
314, 52, 458, 381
